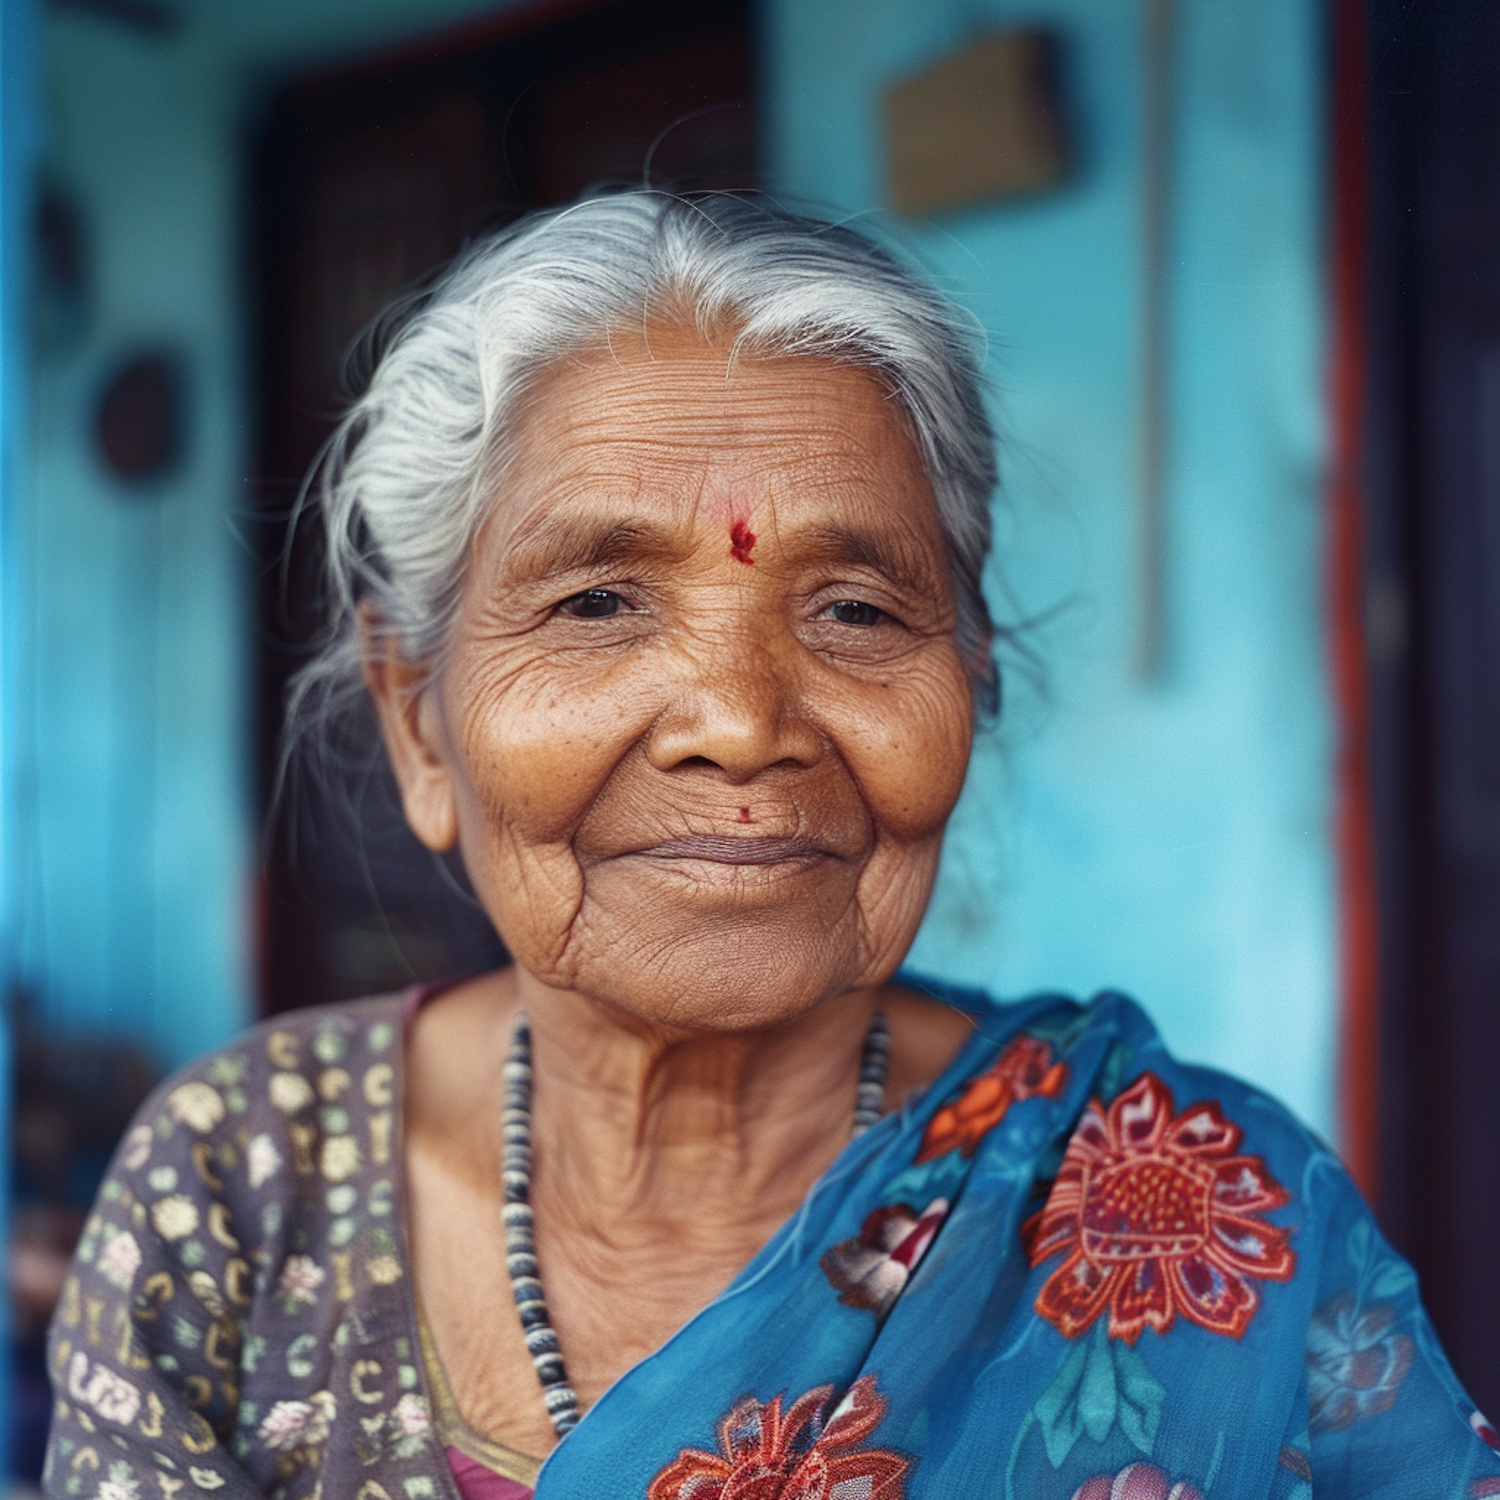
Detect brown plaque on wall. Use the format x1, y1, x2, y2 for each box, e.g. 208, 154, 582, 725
884, 29, 1068, 218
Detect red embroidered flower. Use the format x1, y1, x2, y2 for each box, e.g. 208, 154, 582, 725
915, 1035, 1068, 1163
1022, 1071, 1295, 1344
647, 1375, 908, 1500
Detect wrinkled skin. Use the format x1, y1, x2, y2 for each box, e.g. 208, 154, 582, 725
372, 323, 979, 1459
377, 328, 974, 1030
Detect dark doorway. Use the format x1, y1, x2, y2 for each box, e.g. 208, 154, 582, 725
1366, 0, 1500, 1420
250, 0, 759, 1017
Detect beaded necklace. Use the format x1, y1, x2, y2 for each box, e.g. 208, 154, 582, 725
500, 1009, 892, 1437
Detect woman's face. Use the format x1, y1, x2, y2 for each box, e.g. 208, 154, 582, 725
375, 325, 976, 1032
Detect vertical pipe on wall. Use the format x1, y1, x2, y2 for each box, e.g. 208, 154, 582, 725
1136, 0, 1175, 683
1328, 0, 1379, 1201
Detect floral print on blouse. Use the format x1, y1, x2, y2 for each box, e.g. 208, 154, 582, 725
44, 979, 1500, 1500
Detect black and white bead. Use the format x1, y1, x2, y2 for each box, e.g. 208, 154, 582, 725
852, 1010, 890, 1137
501, 1018, 580, 1436
502, 1006, 890, 1437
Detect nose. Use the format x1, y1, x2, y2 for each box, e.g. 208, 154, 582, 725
644, 626, 824, 782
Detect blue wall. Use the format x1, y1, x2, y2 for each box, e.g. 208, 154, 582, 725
767, 0, 1335, 1135
2, 0, 41, 1468
19, 0, 508, 1068
18, 0, 1336, 1138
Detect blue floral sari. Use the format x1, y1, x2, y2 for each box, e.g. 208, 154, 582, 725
537, 978, 1499, 1500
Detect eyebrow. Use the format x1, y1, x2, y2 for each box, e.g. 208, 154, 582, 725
795, 522, 946, 597
498, 508, 946, 596
501, 510, 689, 579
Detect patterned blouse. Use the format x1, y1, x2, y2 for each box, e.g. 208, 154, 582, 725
43, 979, 1500, 1500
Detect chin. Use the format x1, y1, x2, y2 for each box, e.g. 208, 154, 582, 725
569, 915, 871, 1036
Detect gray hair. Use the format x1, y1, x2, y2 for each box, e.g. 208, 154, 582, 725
290, 191, 1001, 773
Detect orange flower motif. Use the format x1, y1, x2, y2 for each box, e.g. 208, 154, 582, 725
647, 1375, 908, 1500
1022, 1071, 1295, 1344
915, 1034, 1068, 1163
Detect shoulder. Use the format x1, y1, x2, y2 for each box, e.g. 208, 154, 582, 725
980, 982, 1327, 1132
237, 994, 408, 1125
147, 994, 405, 1112
1065, 987, 1339, 1200
1074, 988, 1329, 1142
917, 975, 1344, 1214
106, 995, 408, 1217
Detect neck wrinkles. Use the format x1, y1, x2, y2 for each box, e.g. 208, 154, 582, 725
515, 973, 880, 1233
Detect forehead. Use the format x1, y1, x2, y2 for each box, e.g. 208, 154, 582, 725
494, 325, 938, 542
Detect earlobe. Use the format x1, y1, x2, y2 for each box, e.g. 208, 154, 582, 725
359, 613, 459, 853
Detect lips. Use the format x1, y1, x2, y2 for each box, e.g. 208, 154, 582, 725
633, 835, 829, 866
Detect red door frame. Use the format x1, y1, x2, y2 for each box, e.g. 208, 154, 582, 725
1328, 0, 1378, 1202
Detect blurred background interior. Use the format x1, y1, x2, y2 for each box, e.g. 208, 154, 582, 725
0, 0, 1496, 1482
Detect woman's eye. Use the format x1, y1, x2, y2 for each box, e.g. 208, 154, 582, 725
558, 589, 625, 619
824, 599, 886, 627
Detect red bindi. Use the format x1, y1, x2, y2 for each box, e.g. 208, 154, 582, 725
737, 806, 754, 823
729, 519, 757, 565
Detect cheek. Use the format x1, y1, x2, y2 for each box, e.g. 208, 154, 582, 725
833, 655, 974, 841
443, 650, 655, 846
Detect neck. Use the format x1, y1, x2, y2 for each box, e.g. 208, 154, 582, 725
515, 973, 879, 1236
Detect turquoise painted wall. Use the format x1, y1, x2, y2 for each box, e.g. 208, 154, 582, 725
20, 0, 510, 1069
767, 0, 1335, 1135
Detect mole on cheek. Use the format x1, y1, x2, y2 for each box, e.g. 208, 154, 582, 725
729, 519, 757, 565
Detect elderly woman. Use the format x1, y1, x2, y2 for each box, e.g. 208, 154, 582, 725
46, 195, 1497, 1500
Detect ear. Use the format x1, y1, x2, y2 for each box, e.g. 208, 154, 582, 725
359, 608, 459, 852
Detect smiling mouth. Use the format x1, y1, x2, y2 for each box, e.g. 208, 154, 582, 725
634, 835, 829, 866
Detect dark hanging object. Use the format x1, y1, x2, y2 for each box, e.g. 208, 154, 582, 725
95, 353, 183, 484
48, 0, 182, 38
34, 182, 90, 355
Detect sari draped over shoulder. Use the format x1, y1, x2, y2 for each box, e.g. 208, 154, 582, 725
44, 978, 1500, 1500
